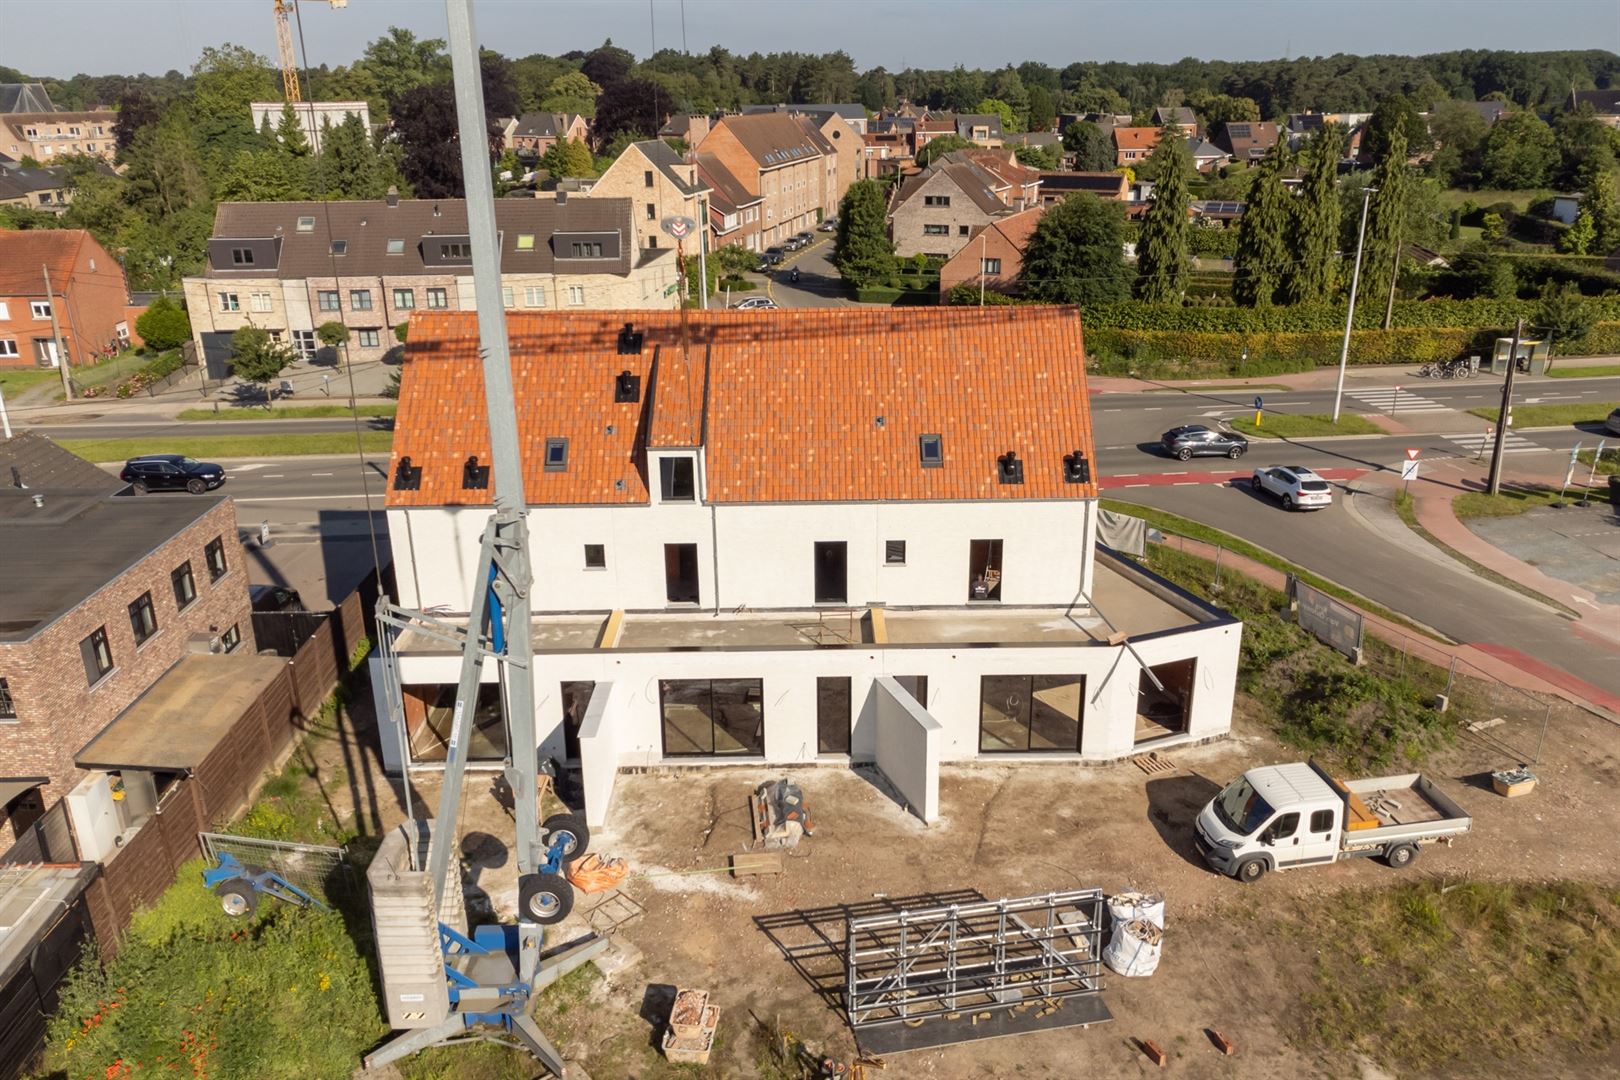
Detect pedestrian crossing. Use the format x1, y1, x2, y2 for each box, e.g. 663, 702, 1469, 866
1348, 387, 1448, 413
1445, 431, 1543, 455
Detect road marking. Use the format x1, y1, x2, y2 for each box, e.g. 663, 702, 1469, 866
233, 493, 384, 503
1114, 472, 1138, 477
1173, 481, 1200, 486
1443, 432, 1544, 455
311, 472, 334, 476
1164, 471, 1187, 475
1348, 388, 1448, 413
1144, 407, 1162, 411
1124, 483, 1150, 488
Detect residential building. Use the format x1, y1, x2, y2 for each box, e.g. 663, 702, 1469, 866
0, 432, 253, 844
1001, 131, 1062, 152
659, 114, 712, 147
575, 140, 710, 254
695, 113, 849, 248
913, 116, 957, 152
813, 113, 862, 217
498, 111, 590, 158
0, 83, 54, 114
249, 100, 371, 149
861, 131, 914, 180
1112, 126, 1162, 165
1214, 121, 1282, 163
1037, 171, 1129, 207
0, 229, 133, 369
181, 194, 679, 370
744, 103, 869, 135
1426, 100, 1510, 127
888, 158, 1022, 259
1186, 136, 1230, 173
948, 150, 1041, 208
0, 165, 73, 213
937, 205, 1043, 298
953, 113, 1005, 147
1568, 89, 1620, 127
1151, 106, 1199, 136
0, 111, 118, 164
696, 152, 764, 253
373, 307, 1242, 827
1190, 200, 1245, 225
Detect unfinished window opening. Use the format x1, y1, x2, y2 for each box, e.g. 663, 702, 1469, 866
583, 544, 606, 569
659, 456, 695, 501
664, 543, 700, 604
560, 680, 593, 761
893, 675, 928, 709
979, 674, 1083, 753
813, 541, 848, 604
969, 539, 1003, 601
404, 683, 508, 762
817, 676, 851, 755
660, 678, 764, 757
884, 540, 906, 566
1137, 657, 1196, 744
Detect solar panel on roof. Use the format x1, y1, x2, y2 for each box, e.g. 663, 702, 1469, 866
1229, 124, 1250, 138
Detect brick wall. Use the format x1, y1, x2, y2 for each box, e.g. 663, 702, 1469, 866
938, 223, 1028, 296
891, 173, 1000, 259
0, 234, 129, 369
0, 500, 252, 839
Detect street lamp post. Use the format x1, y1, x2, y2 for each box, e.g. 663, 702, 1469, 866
1331, 186, 1377, 423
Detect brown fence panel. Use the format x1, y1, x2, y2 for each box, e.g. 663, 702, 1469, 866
290, 621, 340, 716
0, 802, 78, 866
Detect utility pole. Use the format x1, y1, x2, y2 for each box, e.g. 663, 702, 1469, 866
1331, 186, 1375, 422
42, 266, 73, 401
697, 196, 709, 310
1487, 317, 1524, 496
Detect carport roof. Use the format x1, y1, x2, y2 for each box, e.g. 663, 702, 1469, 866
75, 654, 288, 771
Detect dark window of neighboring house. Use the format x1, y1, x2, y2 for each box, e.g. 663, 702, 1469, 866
318, 290, 340, 311
885, 540, 906, 565
664, 543, 700, 604
442, 242, 470, 259
644, 170, 655, 187
959, 225, 970, 236
128, 591, 158, 646
647, 203, 656, 220
924, 195, 951, 206
172, 561, 197, 609
584, 544, 606, 569
969, 539, 1003, 600
205, 536, 228, 581
357, 329, 380, 348
427, 287, 449, 309
350, 289, 373, 310
660, 678, 764, 756
979, 674, 1084, 753
1310, 809, 1335, 834
221, 624, 241, 653
231, 247, 254, 265
817, 676, 851, 754
982, 258, 1002, 275
0, 677, 16, 720
570, 241, 604, 257
561, 681, 594, 760
659, 456, 695, 501
923, 224, 949, 236
81, 626, 114, 685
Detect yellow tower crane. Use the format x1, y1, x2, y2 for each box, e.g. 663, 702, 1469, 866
274, 0, 348, 103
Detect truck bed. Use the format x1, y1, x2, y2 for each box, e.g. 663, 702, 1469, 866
1334, 772, 1472, 845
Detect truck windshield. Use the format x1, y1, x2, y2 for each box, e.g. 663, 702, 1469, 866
1214, 778, 1274, 836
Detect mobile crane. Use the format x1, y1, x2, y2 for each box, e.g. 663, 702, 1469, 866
362, 1, 603, 1072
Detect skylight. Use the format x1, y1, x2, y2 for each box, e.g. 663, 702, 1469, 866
919, 434, 943, 468
544, 438, 569, 472
296, 216, 316, 232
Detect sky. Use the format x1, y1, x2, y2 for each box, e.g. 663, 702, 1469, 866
1, 0, 1617, 79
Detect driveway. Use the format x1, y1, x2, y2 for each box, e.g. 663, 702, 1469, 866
760, 235, 853, 309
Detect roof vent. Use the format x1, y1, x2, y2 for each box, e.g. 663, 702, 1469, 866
617, 324, 644, 356
32, 493, 45, 508
1063, 450, 1091, 485
614, 368, 641, 402
432, 203, 441, 217
392, 456, 422, 491
875, 415, 886, 428
997, 450, 1024, 485
556, 190, 568, 205
462, 455, 489, 489
386, 186, 399, 208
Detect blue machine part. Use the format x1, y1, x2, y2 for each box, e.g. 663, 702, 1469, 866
202, 850, 328, 915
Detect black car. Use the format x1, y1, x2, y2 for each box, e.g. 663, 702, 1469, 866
250, 585, 306, 613
1160, 425, 1248, 461
121, 454, 227, 494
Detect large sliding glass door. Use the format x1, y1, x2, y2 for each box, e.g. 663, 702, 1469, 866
660, 678, 765, 757
979, 674, 1084, 753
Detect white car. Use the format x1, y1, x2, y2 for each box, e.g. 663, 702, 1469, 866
1251, 466, 1333, 511
733, 297, 778, 310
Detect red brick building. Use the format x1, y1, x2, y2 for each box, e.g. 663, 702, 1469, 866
0, 434, 253, 842
937, 206, 1044, 298
0, 229, 133, 369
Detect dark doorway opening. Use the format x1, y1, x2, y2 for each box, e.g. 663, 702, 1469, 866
893, 675, 928, 708
969, 539, 1003, 601
664, 543, 700, 603
813, 541, 848, 604
560, 680, 594, 761
817, 676, 851, 754
1137, 658, 1196, 744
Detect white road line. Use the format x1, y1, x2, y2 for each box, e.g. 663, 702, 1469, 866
233, 494, 383, 503
1173, 481, 1200, 486
1114, 473, 1139, 477
311, 472, 334, 476
1144, 407, 1162, 411
264, 473, 283, 478
1164, 471, 1187, 475
1124, 483, 1150, 488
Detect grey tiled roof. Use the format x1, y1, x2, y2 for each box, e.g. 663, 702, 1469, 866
0, 83, 54, 113
634, 140, 710, 198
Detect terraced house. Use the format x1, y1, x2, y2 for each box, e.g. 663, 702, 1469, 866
182, 192, 680, 371
694, 112, 859, 249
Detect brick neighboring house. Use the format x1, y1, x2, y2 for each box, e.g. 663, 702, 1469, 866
1215, 121, 1282, 164
954, 113, 1005, 147
950, 150, 1041, 207
579, 140, 710, 254
1151, 106, 1199, 136
0, 165, 73, 214
1186, 136, 1230, 173
500, 111, 590, 158
0, 433, 253, 844
1037, 171, 1129, 207
888, 159, 1017, 259
696, 152, 764, 253
743, 103, 869, 135
1112, 126, 1162, 166
182, 194, 678, 370
861, 131, 913, 179
659, 114, 713, 147
0, 229, 133, 369
0, 111, 118, 164
937, 205, 1043, 298
695, 114, 846, 248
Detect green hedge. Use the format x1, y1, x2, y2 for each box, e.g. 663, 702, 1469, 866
1081, 297, 1620, 333
1123, 222, 1238, 259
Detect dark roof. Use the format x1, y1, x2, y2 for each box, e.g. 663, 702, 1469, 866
1186, 137, 1229, 160
205, 197, 657, 280
1001, 131, 1060, 148
0, 487, 226, 642
631, 140, 709, 197
955, 113, 1005, 138
0, 165, 68, 201
713, 113, 829, 168
0, 433, 123, 493
1152, 106, 1197, 126
1571, 89, 1620, 113
1287, 113, 1326, 134
743, 103, 866, 123
694, 152, 761, 213
894, 162, 1008, 216
512, 111, 582, 139
0, 83, 53, 114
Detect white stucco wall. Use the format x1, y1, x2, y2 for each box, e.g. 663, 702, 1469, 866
872, 675, 942, 822
577, 680, 618, 827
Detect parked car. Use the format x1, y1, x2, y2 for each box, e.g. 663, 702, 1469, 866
1606, 407, 1620, 436
783, 236, 806, 252
249, 585, 306, 613
1160, 425, 1248, 461
1251, 465, 1333, 511
121, 455, 227, 494
756, 248, 785, 271
733, 297, 778, 310
795, 230, 815, 245
818, 218, 838, 231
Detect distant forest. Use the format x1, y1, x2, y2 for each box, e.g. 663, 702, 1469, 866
5, 45, 1617, 120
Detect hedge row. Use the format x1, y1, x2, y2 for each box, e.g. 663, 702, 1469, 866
1121, 221, 1239, 258
1083, 321, 1620, 378
1081, 297, 1620, 333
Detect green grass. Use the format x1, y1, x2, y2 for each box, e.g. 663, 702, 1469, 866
1453, 485, 1597, 519
1229, 413, 1382, 438
1579, 447, 1620, 476
72, 349, 165, 390
1468, 400, 1620, 427
1294, 880, 1620, 1074
1390, 490, 1580, 616
178, 404, 397, 421
1546, 364, 1620, 379
60, 431, 394, 463
1435, 187, 1555, 212
0, 366, 60, 396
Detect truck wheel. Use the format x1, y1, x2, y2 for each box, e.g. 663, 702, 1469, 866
1236, 858, 1268, 883
1386, 844, 1418, 869
518, 872, 574, 924
541, 813, 590, 859
216, 880, 257, 917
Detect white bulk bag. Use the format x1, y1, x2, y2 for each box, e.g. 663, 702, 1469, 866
1107, 891, 1165, 929
1103, 917, 1163, 977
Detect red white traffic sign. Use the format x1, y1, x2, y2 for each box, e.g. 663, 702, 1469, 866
1405, 448, 1420, 460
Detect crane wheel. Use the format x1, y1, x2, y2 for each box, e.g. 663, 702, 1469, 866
216, 880, 258, 917
541, 813, 590, 860
519, 872, 574, 925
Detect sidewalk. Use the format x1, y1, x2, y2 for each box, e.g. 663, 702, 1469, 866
1088, 353, 1620, 395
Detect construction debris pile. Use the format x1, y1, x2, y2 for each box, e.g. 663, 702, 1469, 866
662, 987, 720, 1065
1103, 891, 1165, 978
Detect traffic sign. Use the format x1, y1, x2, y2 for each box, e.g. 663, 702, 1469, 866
663, 281, 680, 297
1401, 459, 1420, 481
660, 215, 696, 240
1405, 447, 1420, 461
1253, 395, 1263, 411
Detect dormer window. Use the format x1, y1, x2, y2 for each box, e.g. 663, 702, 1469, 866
544, 438, 569, 472
997, 451, 1024, 485
918, 434, 943, 468
229, 247, 254, 266
296, 216, 316, 232
659, 457, 695, 502
392, 456, 421, 491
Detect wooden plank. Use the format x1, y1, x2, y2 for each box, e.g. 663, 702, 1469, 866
730, 851, 784, 877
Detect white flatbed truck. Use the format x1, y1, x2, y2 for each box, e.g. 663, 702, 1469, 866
1194, 760, 1472, 883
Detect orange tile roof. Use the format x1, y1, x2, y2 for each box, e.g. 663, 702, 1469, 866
1112, 126, 1163, 152
0, 228, 87, 296
388, 307, 1098, 508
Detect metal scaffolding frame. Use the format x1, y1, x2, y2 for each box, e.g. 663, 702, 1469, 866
845, 889, 1107, 1030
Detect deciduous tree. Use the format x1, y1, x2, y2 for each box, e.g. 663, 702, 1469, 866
540, 71, 602, 116
916, 134, 973, 167
833, 179, 896, 289
1362, 93, 1428, 164
974, 97, 1018, 135
1232, 142, 1290, 306
1019, 192, 1132, 304
318, 113, 386, 199
1061, 120, 1115, 172
593, 78, 667, 146
391, 84, 462, 198
1133, 133, 1191, 302
230, 324, 298, 402
134, 296, 191, 351
1027, 86, 1056, 133
1481, 110, 1559, 189
363, 27, 448, 108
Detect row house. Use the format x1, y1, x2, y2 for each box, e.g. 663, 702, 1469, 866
861, 131, 914, 179
936, 205, 1043, 299
1186, 137, 1230, 173
1037, 171, 1129, 207
1151, 106, 1200, 137
696, 151, 764, 253
498, 111, 590, 158
888, 152, 1041, 259
0, 111, 118, 164
182, 192, 680, 370
0, 229, 133, 369
573, 140, 710, 254
694, 113, 858, 249
372, 307, 1242, 828
659, 114, 712, 147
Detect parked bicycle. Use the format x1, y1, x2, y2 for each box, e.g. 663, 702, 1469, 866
1417, 358, 1476, 379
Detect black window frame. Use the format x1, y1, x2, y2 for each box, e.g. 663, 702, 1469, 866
317, 289, 341, 312
231, 247, 254, 266
919, 434, 943, 468
543, 438, 569, 472
171, 561, 197, 610
978, 673, 1085, 753
0, 677, 16, 720
584, 544, 606, 569
80, 626, 114, 686
659, 456, 696, 501
884, 540, 907, 566
204, 536, 228, 582
659, 678, 765, 758
221, 624, 242, 653
128, 591, 158, 646
816, 676, 852, 755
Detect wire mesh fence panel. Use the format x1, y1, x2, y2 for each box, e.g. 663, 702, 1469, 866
198, 832, 351, 895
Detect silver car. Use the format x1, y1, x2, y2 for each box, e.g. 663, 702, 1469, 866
1606, 407, 1620, 436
